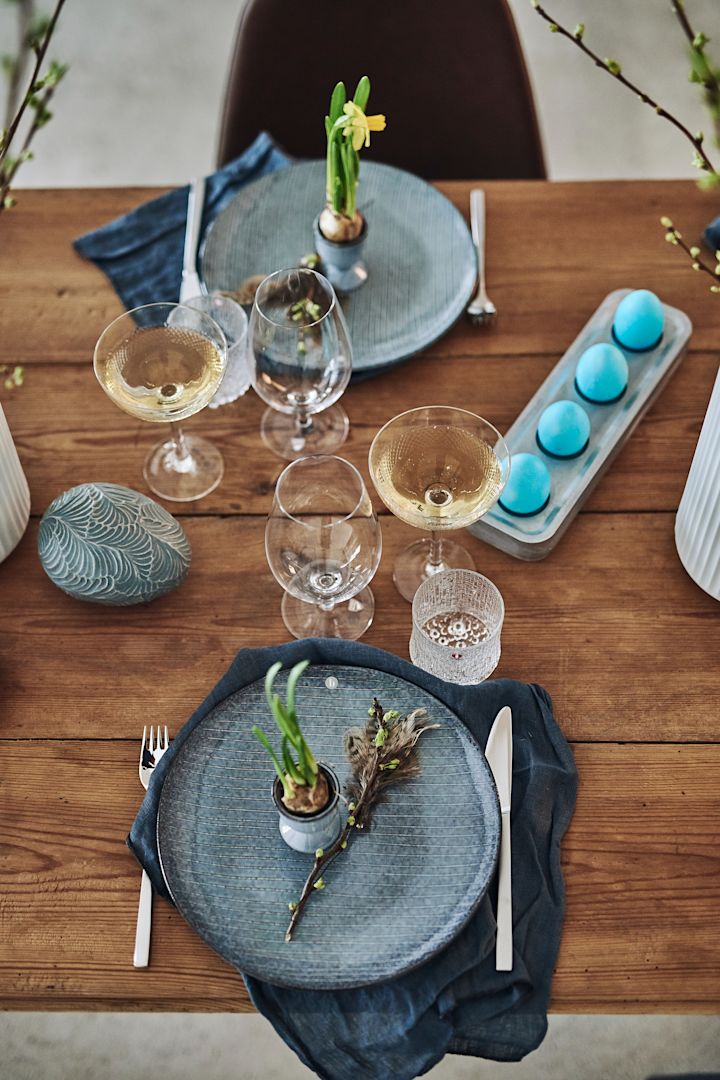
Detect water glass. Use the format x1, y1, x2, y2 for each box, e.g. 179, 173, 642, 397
265, 455, 381, 640
410, 569, 504, 683
182, 293, 250, 407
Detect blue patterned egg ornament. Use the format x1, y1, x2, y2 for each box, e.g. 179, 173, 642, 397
575, 343, 629, 404
498, 452, 552, 516
536, 400, 591, 459
38, 483, 191, 605
612, 289, 664, 351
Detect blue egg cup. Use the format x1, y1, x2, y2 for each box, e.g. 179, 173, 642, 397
611, 325, 663, 353
574, 376, 627, 406
535, 430, 590, 461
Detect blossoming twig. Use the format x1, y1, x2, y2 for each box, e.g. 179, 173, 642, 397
529, 0, 719, 182
661, 215, 720, 293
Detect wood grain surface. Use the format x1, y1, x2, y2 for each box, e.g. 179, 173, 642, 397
0, 181, 718, 1013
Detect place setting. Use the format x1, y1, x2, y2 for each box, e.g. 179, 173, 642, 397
15, 53, 707, 1080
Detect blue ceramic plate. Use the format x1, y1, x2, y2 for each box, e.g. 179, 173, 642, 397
156, 664, 500, 990
200, 161, 477, 375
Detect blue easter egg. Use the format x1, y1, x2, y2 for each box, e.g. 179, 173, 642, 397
38, 483, 191, 605
612, 289, 664, 351
537, 400, 591, 459
575, 342, 629, 404
498, 452, 552, 516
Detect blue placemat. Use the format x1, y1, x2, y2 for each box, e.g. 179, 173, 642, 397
73, 133, 291, 313
129, 639, 577, 1080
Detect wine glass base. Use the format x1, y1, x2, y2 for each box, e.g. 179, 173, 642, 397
280, 587, 375, 640
260, 404, 349, 460
393, 537, 476, 602
144, 433, 224, 502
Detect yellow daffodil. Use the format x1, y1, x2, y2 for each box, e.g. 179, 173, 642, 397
342, 101, 387, 151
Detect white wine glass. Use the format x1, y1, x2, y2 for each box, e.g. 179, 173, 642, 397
249, 268, 352, 459
94, 302, 227, 502
265, 455, 382, 640
368, 405, 510, 601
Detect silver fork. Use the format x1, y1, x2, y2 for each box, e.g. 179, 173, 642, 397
466, 189, 497, 326
133, 725, 169, 968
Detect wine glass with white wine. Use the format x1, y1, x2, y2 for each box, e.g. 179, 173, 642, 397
93, 303, 227, 502
369, 406, 509, 601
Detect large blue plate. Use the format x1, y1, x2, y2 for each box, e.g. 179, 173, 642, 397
156, 663, 500, 990
200, 161, 477, 375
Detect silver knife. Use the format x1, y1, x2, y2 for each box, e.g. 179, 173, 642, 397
179, 175, 206, 303
485, 705, 513, 971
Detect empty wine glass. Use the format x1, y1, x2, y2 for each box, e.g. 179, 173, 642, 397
182, 292, 250, 407
249, 268, 352, 459
93, 303, 227, 502
369, 406, 509, 601
265, 455, 382, 640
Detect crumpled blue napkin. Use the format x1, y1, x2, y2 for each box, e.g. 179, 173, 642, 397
128, 639, 577, 1080
73, 132, 291, 311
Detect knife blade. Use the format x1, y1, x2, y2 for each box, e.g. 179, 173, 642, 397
179, 175, 206, 303
485, 705, 513, 971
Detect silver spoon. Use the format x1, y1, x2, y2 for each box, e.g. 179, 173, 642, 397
466, 189, 497, 326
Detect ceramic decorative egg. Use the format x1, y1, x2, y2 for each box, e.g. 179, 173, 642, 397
536, 400, 591, 459
38, 482, 191, 605
612, 289, 664, 351
575, 342, 629, 404
498, 452, 552, 516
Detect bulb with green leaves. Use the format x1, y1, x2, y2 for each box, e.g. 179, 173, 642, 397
252, 660, 329, 814
319, 75, 387, 243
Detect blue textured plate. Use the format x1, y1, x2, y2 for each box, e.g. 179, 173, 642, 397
156, 664, 500, 990
200, 161, 477, 375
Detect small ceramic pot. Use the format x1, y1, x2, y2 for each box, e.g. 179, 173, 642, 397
313, 214, 368, 293
272, 763, 343, 854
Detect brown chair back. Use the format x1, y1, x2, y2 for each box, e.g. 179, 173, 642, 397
217, 0, 545, 180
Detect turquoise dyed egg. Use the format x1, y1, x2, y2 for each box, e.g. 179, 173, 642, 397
575, 342, 629, 404
498, 452, 552, 516
612, 289, 664, 351
537, 400, 591, 459
38, 483, 191, 605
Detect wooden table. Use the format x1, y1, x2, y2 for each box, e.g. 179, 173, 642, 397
0, 181, 718, 1014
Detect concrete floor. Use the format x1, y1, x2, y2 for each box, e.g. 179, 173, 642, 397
2, 1, 720, 1076
1, 1012, 719, 1080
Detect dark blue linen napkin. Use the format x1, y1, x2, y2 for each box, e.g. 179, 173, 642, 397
129, 639, 577, 1079
73, 133, 291, 311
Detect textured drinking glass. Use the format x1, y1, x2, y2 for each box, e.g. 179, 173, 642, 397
410, 569, 504, 683
369, 406, 509, 601
94, 302, 227, 502
265, 455, 381, 639
183, 293, 250, 408
249, 268, 352, 459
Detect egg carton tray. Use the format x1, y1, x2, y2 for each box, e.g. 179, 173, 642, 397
467, 288, 692, 561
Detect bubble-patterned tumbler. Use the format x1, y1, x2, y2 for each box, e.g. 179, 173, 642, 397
410, 569, 504, 684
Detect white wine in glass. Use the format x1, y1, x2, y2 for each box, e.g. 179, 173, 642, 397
369, 406, 509, 601
94, 303, 227, 502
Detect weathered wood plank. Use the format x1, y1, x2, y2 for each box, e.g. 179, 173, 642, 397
0, 513, 716, 743
0, 182, 717, 364
1, 351, 715, 518
1, 741, 717, 1012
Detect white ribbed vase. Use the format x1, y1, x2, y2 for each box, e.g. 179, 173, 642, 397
675, 364, 720, 600
0, 402, 30, 562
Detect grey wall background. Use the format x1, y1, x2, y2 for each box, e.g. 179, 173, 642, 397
1, 0, 718, 187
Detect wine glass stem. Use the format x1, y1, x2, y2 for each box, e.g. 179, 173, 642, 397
428, 532, 444, 570
170, 422, 191, 463
291, 407, 314, 453
318, 599, 335, 612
